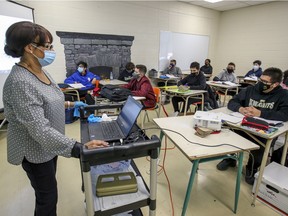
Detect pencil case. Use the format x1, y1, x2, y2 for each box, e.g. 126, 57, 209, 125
241, 116, 269, 130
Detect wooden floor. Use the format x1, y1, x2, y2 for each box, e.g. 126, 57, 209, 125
0, 102, 280, 216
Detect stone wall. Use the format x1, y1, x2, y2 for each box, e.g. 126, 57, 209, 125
56, 31, 134, 78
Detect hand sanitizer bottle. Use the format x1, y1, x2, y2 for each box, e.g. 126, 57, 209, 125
110, 71, 114, 80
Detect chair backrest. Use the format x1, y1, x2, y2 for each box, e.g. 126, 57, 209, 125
89, 66, 113, 80
153, 87, 161, 103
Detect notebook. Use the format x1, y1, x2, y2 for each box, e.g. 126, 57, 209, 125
88, 96, 143, 142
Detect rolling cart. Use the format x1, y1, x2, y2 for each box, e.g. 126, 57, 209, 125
79, 105, 160, 216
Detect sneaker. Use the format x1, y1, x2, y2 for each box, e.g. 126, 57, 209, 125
245, 165, 257, 185
170, 111, 179, 117
216, 158, 237, 171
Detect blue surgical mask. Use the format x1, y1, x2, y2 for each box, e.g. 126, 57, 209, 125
78, 67, 84, 73
32, 45, 56, 67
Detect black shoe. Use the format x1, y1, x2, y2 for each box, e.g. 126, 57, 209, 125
216, 158, 237, 171
245, 165, 257, 185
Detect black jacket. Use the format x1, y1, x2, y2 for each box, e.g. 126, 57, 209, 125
178, 72, 206, 90
228, 85, 288, 121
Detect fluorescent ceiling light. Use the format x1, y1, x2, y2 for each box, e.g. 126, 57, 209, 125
204, 0, 223, 3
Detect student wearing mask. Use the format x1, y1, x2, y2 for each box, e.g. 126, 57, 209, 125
3, 21, 108, 216
213, 62, 237, 83
118, 62, 135, 82
216, 67, 288, 185
162, 59, 182, 77
64, 61, 100, 91
123, 64, 156, 108
172, 61, 206, 115
244, 60, 263, 78
280, 70, 288, 90
200, 58, 213, 75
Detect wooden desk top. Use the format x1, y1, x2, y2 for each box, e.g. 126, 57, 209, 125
153, 116, 259, 160
100, 79, 127, 86
207, 81, 240, 89
165, 89, 206, 96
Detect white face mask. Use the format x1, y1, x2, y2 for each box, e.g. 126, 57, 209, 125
78, 67, 84, 73
253, 65, 259, 71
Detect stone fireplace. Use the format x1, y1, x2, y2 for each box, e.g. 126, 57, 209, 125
56, 31, 134, 78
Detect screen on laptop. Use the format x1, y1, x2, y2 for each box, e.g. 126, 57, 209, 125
116, 96, 143, 136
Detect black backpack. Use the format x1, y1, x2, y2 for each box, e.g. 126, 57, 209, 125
100, 85, 131, 102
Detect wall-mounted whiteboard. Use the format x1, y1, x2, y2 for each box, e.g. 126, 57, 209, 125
159, 31, 209, 72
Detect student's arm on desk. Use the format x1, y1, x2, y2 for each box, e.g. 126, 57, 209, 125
227, 89, 247, 112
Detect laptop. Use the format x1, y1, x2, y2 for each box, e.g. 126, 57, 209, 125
88, 96, 143, 142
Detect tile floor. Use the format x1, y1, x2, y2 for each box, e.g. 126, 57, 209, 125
0, 102, 280, 216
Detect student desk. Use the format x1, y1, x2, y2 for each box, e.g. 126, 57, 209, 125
153, 116, 259, 215
152, 76, 180, 87
206, 81, 240, 107
99, 79, 127, 86
164, 89, 207, 115
213, 107, 288, 206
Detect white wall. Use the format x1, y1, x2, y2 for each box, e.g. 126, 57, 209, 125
215, 1, 288, 76
19, 1, 220, 83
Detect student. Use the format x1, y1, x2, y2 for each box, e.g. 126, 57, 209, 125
118, 62, 135, 82
244, 60, 263, 78
200, 58, 213, 75
281, 70, 288, 90
172, 61, 206, 115
3, 21, 108, 216
162, 59, 182, 77
64, 61, 100, 91
213, 62, 237, 83
123, 64, 156, 108
216, 67, 288, 185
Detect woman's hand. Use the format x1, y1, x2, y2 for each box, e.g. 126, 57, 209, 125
84, 140, 109, 149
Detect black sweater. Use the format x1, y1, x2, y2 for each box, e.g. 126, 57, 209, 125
178, 72, 206, 90
228, 85, 288, 121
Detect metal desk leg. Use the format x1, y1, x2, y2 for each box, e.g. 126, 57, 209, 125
281, 132, 288, 165
234, 152, 243, 213
201, 93, 204, 111
252, 139, 273, 205
224, 89, 228, 107
181, 159, 200, 216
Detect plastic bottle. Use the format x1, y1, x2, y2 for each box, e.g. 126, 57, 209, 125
110, 71, 114, 80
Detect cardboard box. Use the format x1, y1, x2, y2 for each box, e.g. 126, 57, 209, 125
252, 162, 288, 215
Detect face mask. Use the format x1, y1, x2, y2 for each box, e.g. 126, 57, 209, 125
256, 81, 271, 93
32, 45, 56, 67
253, 65, 259, 71
132, 72, 140, 79
78, 67, 84, 73
191, 72, 198, 77
227, 68, 234, 73
169, 63, 175, 68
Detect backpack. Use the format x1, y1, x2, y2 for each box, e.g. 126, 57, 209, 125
100, 85, 131, 102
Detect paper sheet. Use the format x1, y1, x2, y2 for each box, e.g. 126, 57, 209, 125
68, 83, 85, 88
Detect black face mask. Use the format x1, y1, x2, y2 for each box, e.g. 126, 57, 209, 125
227, 68, 234, 73
255, 81, 271, 93
191, 72, 198, 77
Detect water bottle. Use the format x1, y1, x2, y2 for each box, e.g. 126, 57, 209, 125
110, 71, 114, 80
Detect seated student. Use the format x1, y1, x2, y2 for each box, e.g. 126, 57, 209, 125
64, 61, 100, 91
281, 70, 288, 90
123, 64, 156, 108
213, 62, 237, 83
118, 62, 135, 82
244, 60, 263, 78
200, 59, 213, 75
172, 61, 206, 115
162, 59, 182, 77
216, 67, 288, 185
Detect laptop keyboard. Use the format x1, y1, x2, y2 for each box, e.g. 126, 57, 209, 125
101, 122, 122, 139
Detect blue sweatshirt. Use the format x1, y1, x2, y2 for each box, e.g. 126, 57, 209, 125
64, 70, 100, 90
245, 68, 262, 78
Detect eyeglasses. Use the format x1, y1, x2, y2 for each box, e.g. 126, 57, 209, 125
32, 42, 53, 50
258, 78, 273, 85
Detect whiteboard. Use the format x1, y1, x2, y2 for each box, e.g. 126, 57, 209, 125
0, 1, 34, 110
159, 31, 209, 72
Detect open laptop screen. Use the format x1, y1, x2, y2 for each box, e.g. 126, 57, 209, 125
116, 96, 143, 137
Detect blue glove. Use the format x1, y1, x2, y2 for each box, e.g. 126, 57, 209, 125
74, 101, 88, 108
